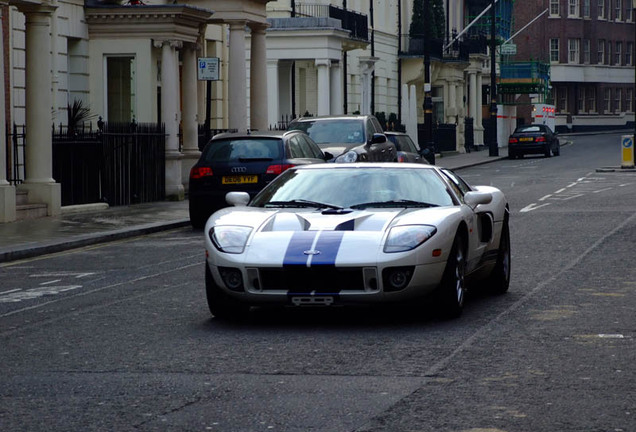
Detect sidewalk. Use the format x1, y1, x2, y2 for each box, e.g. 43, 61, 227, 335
0, 148, 507, 263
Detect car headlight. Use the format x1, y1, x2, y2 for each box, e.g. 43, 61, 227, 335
335, 150, 358, 163
384, 225, 437, 253
209, 226, 253, 254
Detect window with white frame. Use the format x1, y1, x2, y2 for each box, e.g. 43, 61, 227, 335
627, 2, 633, 20
569, 0, 580, 16
569, 39, 580, 63
583, 0, 591, 16
626, 42, 633, 65
598, 0, 605, 18
583, 39, 591, 62
626, 88, 633, 112
597, 39, 605, 63
615, 42, 622, 65
587, 87, 596, 111
614, 88, 621, 112
578, 87, 586, 111
550, 0, 560, 15
550, 38, 560, 62
614, 0, 621, 20
604, 88, 611, 112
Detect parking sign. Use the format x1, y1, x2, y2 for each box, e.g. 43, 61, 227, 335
198, 57, 219, 81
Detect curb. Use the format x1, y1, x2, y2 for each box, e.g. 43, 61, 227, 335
0, 219, 190, 264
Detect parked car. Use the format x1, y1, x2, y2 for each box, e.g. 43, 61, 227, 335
385, 131, 430, 164
188, 130, 330, 228
287, 114, 396, 162
508, 124, 560, 158
202, 163, 510, 321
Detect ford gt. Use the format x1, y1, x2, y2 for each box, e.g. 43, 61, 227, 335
203, 163, 510, 320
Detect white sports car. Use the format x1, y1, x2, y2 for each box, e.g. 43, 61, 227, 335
203, 163, 510, 320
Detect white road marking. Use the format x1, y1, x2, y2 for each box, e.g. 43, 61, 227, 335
520, 203, 551, 213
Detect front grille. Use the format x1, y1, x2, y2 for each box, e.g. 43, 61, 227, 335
257, 266, 367, 292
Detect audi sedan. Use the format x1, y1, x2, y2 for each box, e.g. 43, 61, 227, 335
188, 130, 330, 228
508, 124, 560, 158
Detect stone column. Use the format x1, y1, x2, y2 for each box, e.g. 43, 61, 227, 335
249, 23, 268, 131
267, 59, 280, 128
156, 39, 184, 201
359, 57, 377, 115
330, 60, 343, 115
475, 72, 485, 146
315, 59, 330, 116
181, 43, 199, 191
469, 71, 478, 120
228, 21, 248, 132
448, 80, 457, 124
19, 5, 60, 216
0, 4, 15, 222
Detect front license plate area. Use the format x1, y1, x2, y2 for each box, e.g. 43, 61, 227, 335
222, 175, 258, 185
291, 296, 334, 307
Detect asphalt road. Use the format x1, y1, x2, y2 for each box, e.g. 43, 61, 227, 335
0, 132, 634, 432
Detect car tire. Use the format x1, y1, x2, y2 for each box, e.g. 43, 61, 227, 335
508, 151, 516, 159
487, 217, 511, 295
205, 265, 250, 321
554, 141, 561, 156
189, 205, 209, 230
544, 145, 551, 158
437, 234, 466, 319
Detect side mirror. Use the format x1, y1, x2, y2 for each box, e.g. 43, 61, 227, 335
369, 133, 387, 145
226, 191, 250, 207
464, 191, 492, 208
323, 151, 334, 161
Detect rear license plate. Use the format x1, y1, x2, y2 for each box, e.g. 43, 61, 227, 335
519, 137, 533, 142
222, 175, 258, 185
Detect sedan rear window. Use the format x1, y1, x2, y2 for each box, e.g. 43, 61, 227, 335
516, 126, 541, 133
203, 138, 282, 162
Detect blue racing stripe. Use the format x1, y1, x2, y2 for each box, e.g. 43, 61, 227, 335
283, 231, 317, 266
310, 231, 345, 266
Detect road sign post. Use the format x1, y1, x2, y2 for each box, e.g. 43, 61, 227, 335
198, 58, 220, 145
621, 135, 634, 169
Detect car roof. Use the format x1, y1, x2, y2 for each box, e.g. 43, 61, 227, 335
211, 130, 304, 140
292, 114, 375, 122
292, 162, 438, 170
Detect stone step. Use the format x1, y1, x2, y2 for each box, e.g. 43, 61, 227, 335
16, 203, 48, 220
16, 189, 29, 206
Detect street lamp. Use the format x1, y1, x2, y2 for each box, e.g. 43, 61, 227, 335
488, 0, 499, 156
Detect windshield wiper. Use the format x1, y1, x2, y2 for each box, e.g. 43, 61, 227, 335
351, 199, 439, 209
265, 199, 343, 210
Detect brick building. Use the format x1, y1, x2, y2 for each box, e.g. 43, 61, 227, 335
512, 0, 635, 131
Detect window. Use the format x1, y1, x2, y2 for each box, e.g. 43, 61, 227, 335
598, 0, 605, 18
106, 56, 136, 123
587, 87, 596, 112
597, 39, 605, 63
627, 42, 634, 66
569, 39, 580, 63
583, 0, 591, 16
626, 88, 633, 112
569, 0, 580, 16
578, 87, 586, 111
627, 2, 633, 20
583, 39, 591, 63
614, 0, 621, 20
604, 88, 611, 112
558, 87, 568, 112
550, 0, 560, 15
615, 42, 622, 65
614, 89, 622, 112
550, 38, 560, 62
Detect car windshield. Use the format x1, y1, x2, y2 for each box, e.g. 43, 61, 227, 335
289, 120, 365, 144
202, 138, 282, 162
251, 167, 455, 209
